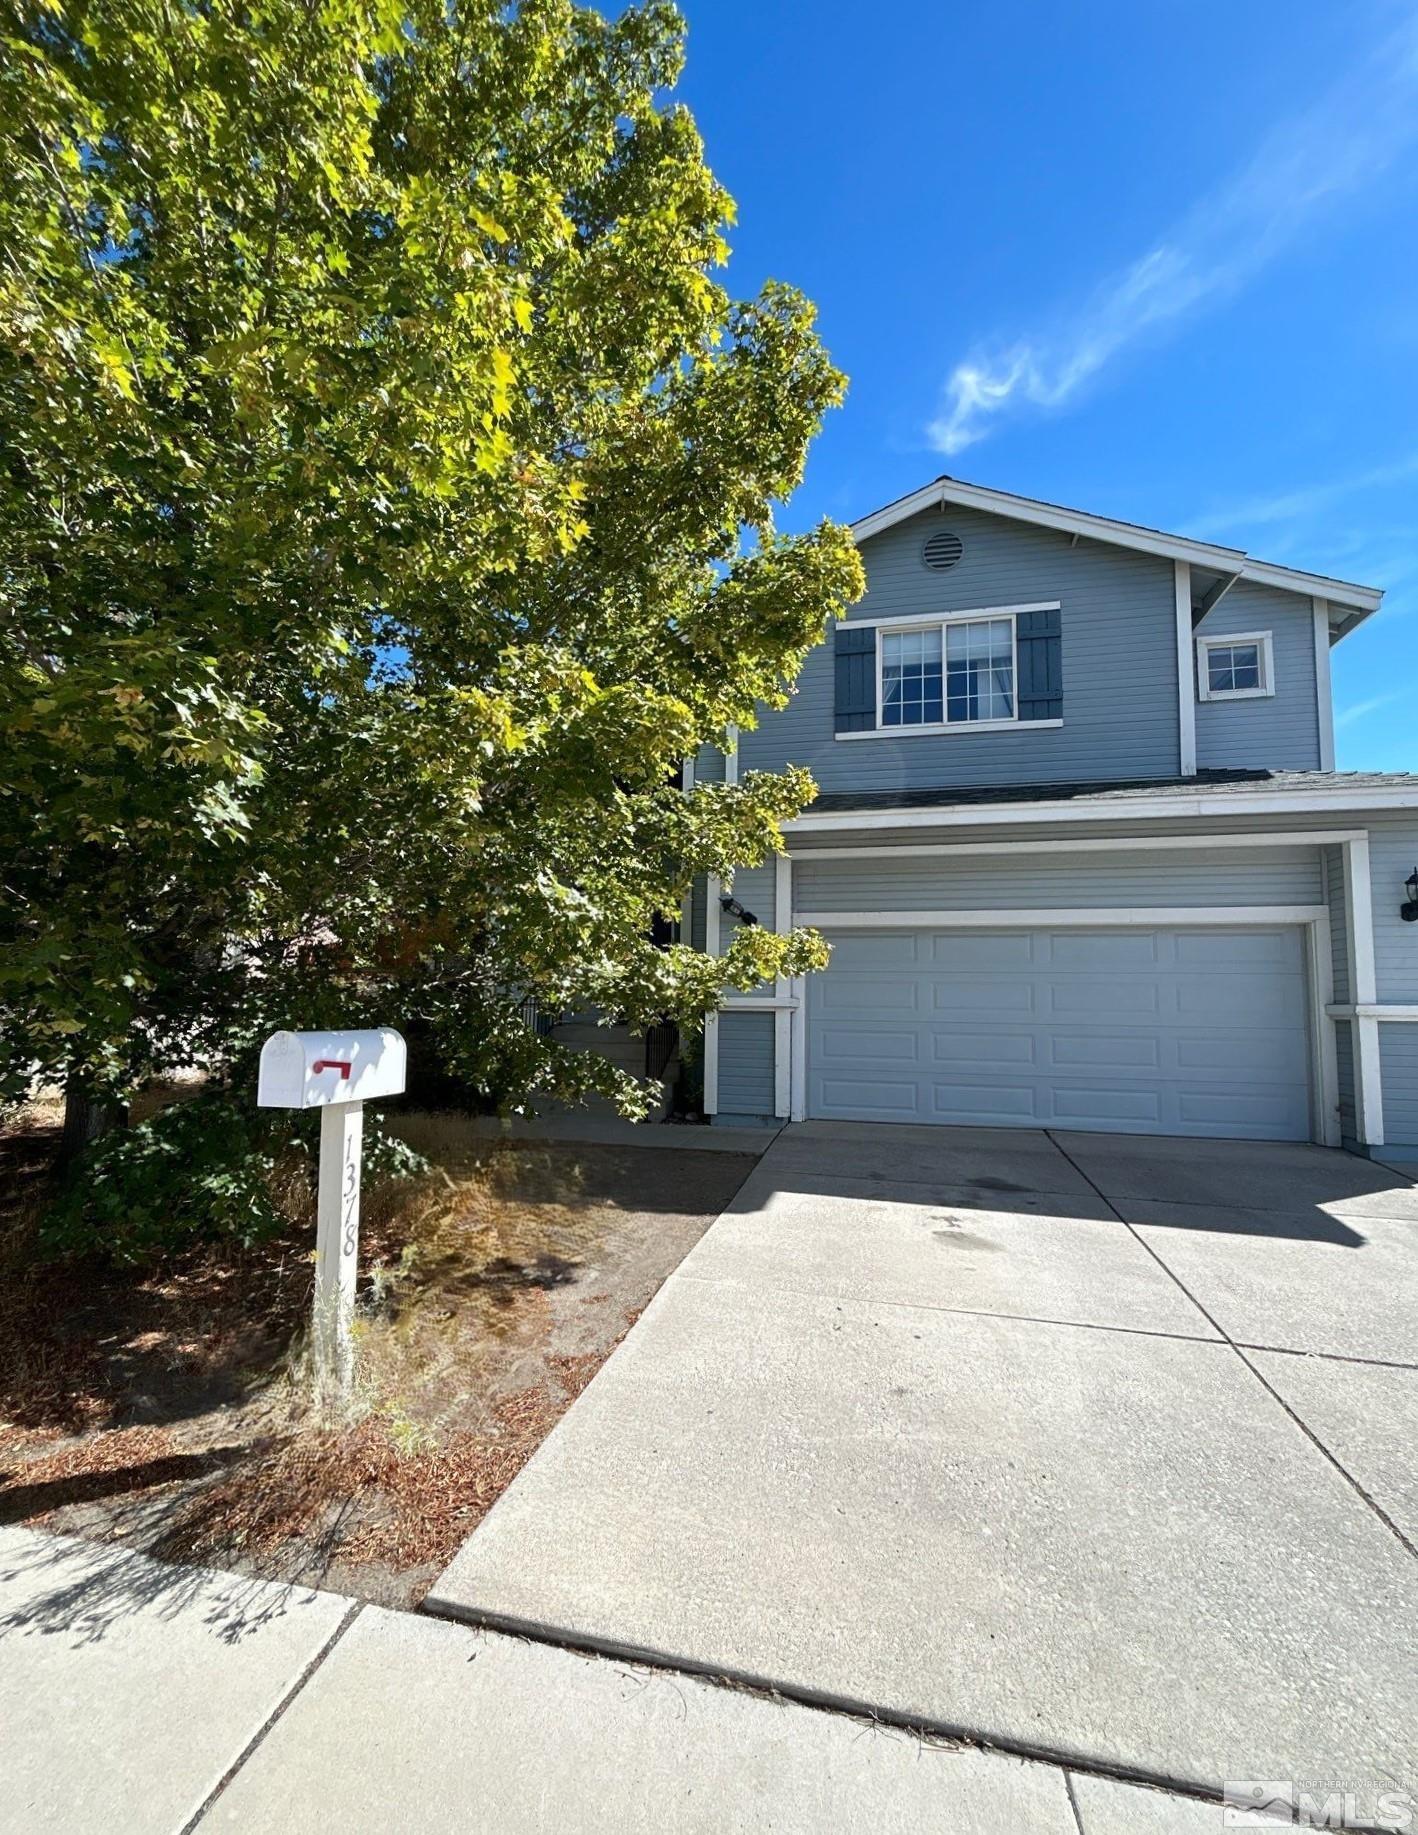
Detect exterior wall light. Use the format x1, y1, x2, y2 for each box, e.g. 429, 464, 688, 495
719, 893, 759, 927
1403, 868, 1418, 923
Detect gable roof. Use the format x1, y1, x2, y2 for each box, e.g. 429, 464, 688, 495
852, 476, 1384, 632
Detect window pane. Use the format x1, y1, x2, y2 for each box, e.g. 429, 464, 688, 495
882, 627, 942, 726
944, 617, 1013, 722
1207, 642, 1262, 694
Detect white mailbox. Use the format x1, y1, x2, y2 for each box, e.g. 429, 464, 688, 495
257, 1029, 407, 1109
257, 1025, 408, 1411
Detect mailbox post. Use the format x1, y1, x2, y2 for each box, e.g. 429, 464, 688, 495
258, 1028, 407, 1406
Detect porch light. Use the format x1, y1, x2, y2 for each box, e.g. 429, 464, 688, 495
1403, 868, 1418, 923
719, 893, 759, 927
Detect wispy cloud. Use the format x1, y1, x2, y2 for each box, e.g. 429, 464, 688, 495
1190, 453, 1418, 538
927, 13, 1418, 455
1335, 690, 1405, 730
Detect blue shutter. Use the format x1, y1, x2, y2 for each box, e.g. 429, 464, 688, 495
834, 624, 876, 733
1016, 608, 1062, 722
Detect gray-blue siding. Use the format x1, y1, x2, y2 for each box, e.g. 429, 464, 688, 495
717, 1010, 775, 1117
1194, 581, 1322, 771
736, 504, 1183, 791
793, 847, 1321, 913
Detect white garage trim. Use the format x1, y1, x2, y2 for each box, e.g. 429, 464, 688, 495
796, 905, 1328, 930
790, 905, 1337, 1147
773, 853, 793, 1118
1342, 833, 1385, 1146
795, 829, 1365, 862
703, 873, 721, 1115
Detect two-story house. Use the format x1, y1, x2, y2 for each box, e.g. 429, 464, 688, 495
692, 475, 1418, 1161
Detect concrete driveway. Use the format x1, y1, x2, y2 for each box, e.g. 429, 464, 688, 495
429, 1123, 1418, 1825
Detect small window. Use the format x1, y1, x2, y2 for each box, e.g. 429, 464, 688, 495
1196, 631, 1275, 701
881, 616, 1014, 728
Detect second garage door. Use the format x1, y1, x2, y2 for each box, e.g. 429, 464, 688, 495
807, 925, 1313, 1140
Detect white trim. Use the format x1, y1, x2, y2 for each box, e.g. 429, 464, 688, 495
724, 727, 739, 787
840, 599, 1059, 630
680, 756, 694, 793
1196, 630, 1276, 702
1346, 836, 1378, 1003
1329, 1005, 1418, 1021
722, 994, 801, 1011
783, 784, 1418, 834
1342, 834, 1384, 1146
797, 905, 1327, 930
837, 719, 1063, 742
789, 975, 807, 1122
795, 829, 1364, 861
702, 874, 721, 1116
773, 853, 792, 1119
849, 477, 1383, 617
1313, 599, 1336, 772
1305, 915, 1341, 1147
1175, 563, 1196, 775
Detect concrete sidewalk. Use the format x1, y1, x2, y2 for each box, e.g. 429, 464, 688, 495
0, 1523, 1236, 1832
428, 1122, 1418, 1827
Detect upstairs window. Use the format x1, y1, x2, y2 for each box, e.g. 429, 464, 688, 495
881, 616, 1015, 728
1197, 631, 1274, 701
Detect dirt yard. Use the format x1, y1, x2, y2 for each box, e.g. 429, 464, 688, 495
0, 1108, 754, 1608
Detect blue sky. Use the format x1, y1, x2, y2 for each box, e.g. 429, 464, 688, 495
677, 0, 1418, 770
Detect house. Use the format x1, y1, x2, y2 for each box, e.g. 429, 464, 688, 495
691, 475, 1418, 1160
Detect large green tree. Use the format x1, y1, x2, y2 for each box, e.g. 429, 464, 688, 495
0, 0, 862, 1151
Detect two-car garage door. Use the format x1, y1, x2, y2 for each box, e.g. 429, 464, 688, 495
806, 925, 1313, 1140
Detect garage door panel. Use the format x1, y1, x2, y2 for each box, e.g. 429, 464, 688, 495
929, 934, 1036, 970
933, 1031, 1038, 1067
1052, 1087, 1164, 1125
817, 1077, 923, 1117
928, 1082, 1041, 1124
1173, 1034, 1300, 1076
1048, 978, 1161, 1017
818, 975, 922, 1016
1049, 1033, 1163, 1071
817, 1026, 919, 1063
932, 981, 1037, 1017
1174, 979, 1303, 1025
829, 935, 922, 970
1046, 932, 1162, 970
807, 925, 1312, 1142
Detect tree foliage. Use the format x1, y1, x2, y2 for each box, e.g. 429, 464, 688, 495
0, 0, 863, 1129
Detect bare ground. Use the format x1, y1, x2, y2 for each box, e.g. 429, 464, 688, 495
0, 1108, 753, 1608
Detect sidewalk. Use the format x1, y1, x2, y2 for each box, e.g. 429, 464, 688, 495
0, 1525, 1233, 1832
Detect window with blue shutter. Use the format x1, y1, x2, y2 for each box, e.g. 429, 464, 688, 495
1015, 607, 1063, 722
834, 624, 876, 733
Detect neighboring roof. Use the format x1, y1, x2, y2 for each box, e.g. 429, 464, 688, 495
851, 476, 1385, 628
788, 769, 1418, 830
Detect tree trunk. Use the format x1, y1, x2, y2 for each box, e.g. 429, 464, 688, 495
58, 1081, 128, 1171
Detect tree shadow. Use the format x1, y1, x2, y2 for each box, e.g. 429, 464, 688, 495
0, 1444, 254, 1526
0, 1520, 331, 1648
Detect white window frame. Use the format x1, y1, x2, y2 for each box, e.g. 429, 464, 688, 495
1196, 629, 1275, 702
870, 607, 1021, 738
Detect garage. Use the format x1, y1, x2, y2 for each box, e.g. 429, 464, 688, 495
806, 925, 1314, 1140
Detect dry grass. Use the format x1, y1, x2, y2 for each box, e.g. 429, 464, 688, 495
0, 1104, 745, 1606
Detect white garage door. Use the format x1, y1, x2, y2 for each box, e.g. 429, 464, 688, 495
807, 926, 1313, 1140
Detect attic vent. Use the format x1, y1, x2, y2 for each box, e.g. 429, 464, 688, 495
922, 530, 964, 572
